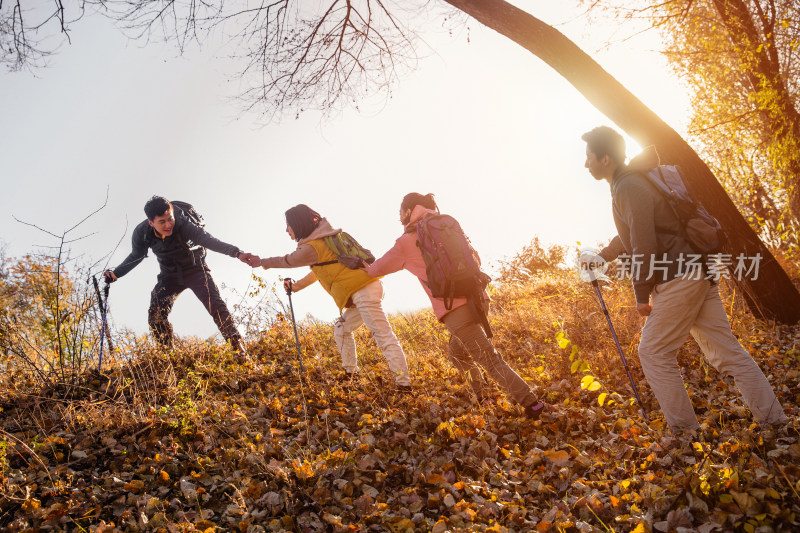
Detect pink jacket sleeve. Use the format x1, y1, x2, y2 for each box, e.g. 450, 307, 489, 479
366, 236, 408, 278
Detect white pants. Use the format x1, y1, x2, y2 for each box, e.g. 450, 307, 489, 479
334, 280, 411, 386
638, 278, 786, 430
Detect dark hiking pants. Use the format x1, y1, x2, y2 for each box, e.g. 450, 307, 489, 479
443, 304, 538, 407
148, 267, 243, 351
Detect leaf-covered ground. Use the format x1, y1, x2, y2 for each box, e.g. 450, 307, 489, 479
1, 272, 799, 532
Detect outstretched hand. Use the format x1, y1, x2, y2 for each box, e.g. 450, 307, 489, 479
239, 253, 264, 268
248, 256, 265, 268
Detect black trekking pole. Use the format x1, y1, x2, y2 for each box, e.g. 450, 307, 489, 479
284, 278, 306, 373
590, 278, 648, 420
92, 275, 113, 372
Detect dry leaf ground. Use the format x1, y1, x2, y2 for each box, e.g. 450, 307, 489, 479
1, 271, 799, 532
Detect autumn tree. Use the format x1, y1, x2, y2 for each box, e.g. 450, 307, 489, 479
0, 253, 97, 383
581, 0, 800, 260
5, 0, 800, 322
1, 196, 114, 384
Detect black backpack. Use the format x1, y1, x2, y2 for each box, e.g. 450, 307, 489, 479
172, 200, 206, 255
171, 200, 204, 229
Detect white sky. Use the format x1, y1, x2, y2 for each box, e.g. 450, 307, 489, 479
0, 2, 690, 341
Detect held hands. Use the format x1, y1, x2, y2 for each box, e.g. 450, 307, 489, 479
238, 252, 265, 268
103, 270, 117, 283
247, 256, 266, 268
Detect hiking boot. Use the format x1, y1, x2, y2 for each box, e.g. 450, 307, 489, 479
524, 401, 545, 420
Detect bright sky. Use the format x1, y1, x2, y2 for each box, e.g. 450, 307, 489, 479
0, 2, 689, 340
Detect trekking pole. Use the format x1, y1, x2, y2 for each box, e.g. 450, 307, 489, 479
284, 278, 306, 373
92, 275, 113, 372
590, 278, 648, 421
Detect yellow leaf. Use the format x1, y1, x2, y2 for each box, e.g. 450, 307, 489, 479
431, 519, 449, 533
588, 381, 602, 392
21, 499, 41, 512
580, 375, 594, 389
598, 393, 608, 406
387, 518, 415, 532
124, 480, 145, 493
630, 523, 647, 533
546, 450, 570, 466
556, 333, 570, 350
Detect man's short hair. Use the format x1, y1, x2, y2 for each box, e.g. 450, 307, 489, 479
144, 196, 172, 220
582, 126, 626, 166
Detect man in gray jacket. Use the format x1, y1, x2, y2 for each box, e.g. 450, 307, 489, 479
104, 196, 252, 354
582, 126, 786, 432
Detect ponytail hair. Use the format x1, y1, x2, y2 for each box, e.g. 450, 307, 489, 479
285, 204, 323, 241
400, 192, 438, 214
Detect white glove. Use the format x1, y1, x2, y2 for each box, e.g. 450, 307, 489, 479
577, 247, 609, 282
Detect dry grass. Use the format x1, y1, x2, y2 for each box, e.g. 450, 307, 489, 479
1, 267, 799, 532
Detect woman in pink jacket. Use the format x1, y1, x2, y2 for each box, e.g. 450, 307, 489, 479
366, 193, 544, 419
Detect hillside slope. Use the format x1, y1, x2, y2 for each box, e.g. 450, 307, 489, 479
1, 272, 799, 532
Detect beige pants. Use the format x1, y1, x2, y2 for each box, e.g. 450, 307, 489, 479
334, 280, 411, 386
638, 277, 786, 430
443, 303, 538, 407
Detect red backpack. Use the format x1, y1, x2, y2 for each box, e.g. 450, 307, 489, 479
416, 214, 492, 335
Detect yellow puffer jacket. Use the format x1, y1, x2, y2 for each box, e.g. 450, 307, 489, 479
308, 238, 376, 310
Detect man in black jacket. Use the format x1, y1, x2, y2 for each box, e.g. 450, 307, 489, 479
581, 126, 786, 432
104, 196, 252, 353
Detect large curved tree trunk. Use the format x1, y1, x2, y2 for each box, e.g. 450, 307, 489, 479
445, 0, 800, 324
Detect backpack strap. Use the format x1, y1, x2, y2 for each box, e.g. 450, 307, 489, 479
328, 234, 347, 256
313, 234, 346, 267
467, 290, 492, 338
648, 168, 698, 243
616, 170, 684, 238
